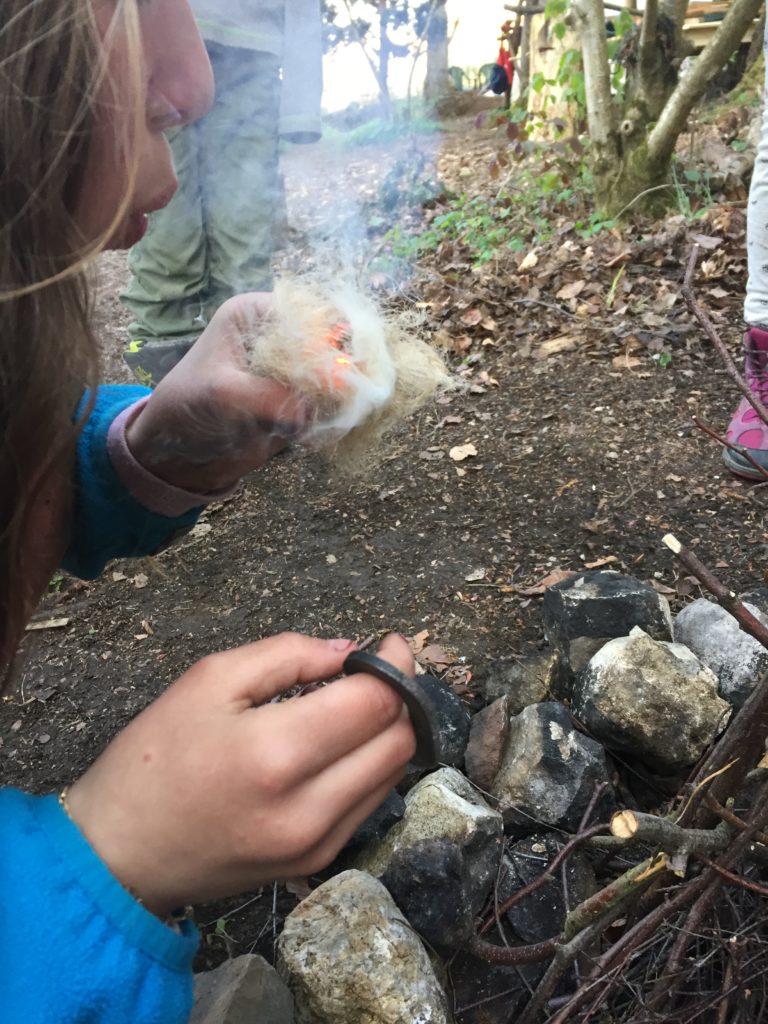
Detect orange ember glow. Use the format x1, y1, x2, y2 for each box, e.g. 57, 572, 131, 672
313, 322, 355, 392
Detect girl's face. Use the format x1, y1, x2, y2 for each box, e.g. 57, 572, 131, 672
76, 0, 213, 249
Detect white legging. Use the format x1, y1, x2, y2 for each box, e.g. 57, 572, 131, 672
746, 15, 768, 327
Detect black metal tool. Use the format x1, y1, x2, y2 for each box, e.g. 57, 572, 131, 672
343, 651, 441, 768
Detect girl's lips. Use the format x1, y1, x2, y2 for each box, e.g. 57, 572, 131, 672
144, 181, 178, 214
110, 181, 178, 249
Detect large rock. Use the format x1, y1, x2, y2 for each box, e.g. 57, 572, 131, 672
276, 870, 451, 1024
543, 571, 673, 690
191, 955, 294, 1024
413, 673, 471, 768
465, 697, 509, 792
478, 650, 559, 711
499, 835, 597, 945
674, 597, 768, 709
573, 627, 731, 772
490, 702, 613, 832
355, 767, 503, 949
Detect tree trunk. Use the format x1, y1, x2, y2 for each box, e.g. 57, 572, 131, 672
647, 0, 764, 166
377, 2, 393, 116
424, 0, 452, 102
576, 0, 763, 215
518, 3, 532, 98
570, 0, 619, 185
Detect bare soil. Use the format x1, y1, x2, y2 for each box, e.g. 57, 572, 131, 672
1, 117, 763, 991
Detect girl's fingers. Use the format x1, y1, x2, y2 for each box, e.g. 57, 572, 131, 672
184, 634, 356, 706
280, 711, 416, 844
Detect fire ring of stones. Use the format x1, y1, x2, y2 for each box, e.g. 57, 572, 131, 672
190, 571, 768, 1024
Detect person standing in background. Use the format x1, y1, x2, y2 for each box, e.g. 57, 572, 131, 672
123, 0, 323, 383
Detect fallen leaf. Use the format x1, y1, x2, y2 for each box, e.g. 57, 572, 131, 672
512, 569, 578, 597
584, 555, 619, 569
25, 617, 70, 631
450, 443, 478, 462
285, 877, 312, 900
557, 478, 579, 496
538, 335, 576, 358
519, 250, 539, 271
648, 579, 676, 595
612, 354, 643, 370
409, 629, 430, 654
112, 571, 127, 582
326, 554, 337, 565
460, 308, 484, 327
464, 568, 486, 582
556, 279, 586, 300
418, 644, 456, 670
133, 573, 149, 590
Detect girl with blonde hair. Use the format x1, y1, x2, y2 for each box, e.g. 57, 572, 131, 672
0, 2, 415, 1019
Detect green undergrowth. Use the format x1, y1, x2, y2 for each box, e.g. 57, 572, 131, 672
382, 165, 615, 269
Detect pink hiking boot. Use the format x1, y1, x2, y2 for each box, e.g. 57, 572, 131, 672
724, 327, 768, 479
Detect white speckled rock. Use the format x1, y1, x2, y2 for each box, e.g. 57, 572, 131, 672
354, 767, 503, 948
489, 702, 612, 831
674, 597, 768, 708
277, 870, 451, 1024
573, 626, 732, 771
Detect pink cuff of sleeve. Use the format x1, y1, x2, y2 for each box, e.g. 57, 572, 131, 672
107, 398, 237, 518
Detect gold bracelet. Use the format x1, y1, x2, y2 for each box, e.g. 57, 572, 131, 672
58, 786, 193, 925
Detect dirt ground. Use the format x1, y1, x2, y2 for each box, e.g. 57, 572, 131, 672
1, 116, 764, 986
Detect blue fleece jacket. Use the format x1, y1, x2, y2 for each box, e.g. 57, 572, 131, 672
2, 386, 207, 1019
0, 791, 198, 1022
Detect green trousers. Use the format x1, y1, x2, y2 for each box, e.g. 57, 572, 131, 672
122, 44, 281, 344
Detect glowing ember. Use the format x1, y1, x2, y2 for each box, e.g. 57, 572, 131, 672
315, 322, 355, 391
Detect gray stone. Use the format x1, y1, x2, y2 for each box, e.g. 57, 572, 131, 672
490, 702, 613, 832
479, 650, 559, 711
674, 597, 768, 709
191, 955, 294, 1024
355, 767, 503, 948
347, 790, 406, 850
465, 697, 509, 792
414, 673, 471, 767
573, 627, 732, 772
276, 870, 451, 1024
499, 834, 597, 944
542, 571, 673, 690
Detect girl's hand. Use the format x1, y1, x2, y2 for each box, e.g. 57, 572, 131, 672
124, 294, 302, 493
65, 633, 416, 916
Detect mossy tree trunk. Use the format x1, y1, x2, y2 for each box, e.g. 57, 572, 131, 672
573, 0, 764, 218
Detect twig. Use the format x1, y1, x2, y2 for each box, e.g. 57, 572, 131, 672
516, 894, 639, 1024
704, 792, 768, 847
647, 775, 768, 1012
610, 809, 732, 857
478, 824, 607, 935
693, 417, 768, 482
563, 854, 666, 941
465, 933, 556, 965
662, 534, 768, 650
546, 872, 711, 1024
683, 245, 768, 427
695, 857, 768, 898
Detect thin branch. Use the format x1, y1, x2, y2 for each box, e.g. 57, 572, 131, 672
695, 857, 768, 898
639, 0, 660, 69
704, 791, 768, 847
663, 533, 768, 651
478, 824, 607, 935
683, 245, 768, 427
693, 417, 768, 482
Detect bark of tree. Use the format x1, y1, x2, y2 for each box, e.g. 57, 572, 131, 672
575, 0, 763, 215
423, 0, 452, 103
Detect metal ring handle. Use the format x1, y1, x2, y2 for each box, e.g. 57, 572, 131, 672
343, 651, 440, 768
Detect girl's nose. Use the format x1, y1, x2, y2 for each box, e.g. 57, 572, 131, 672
143, 1, 214, 130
